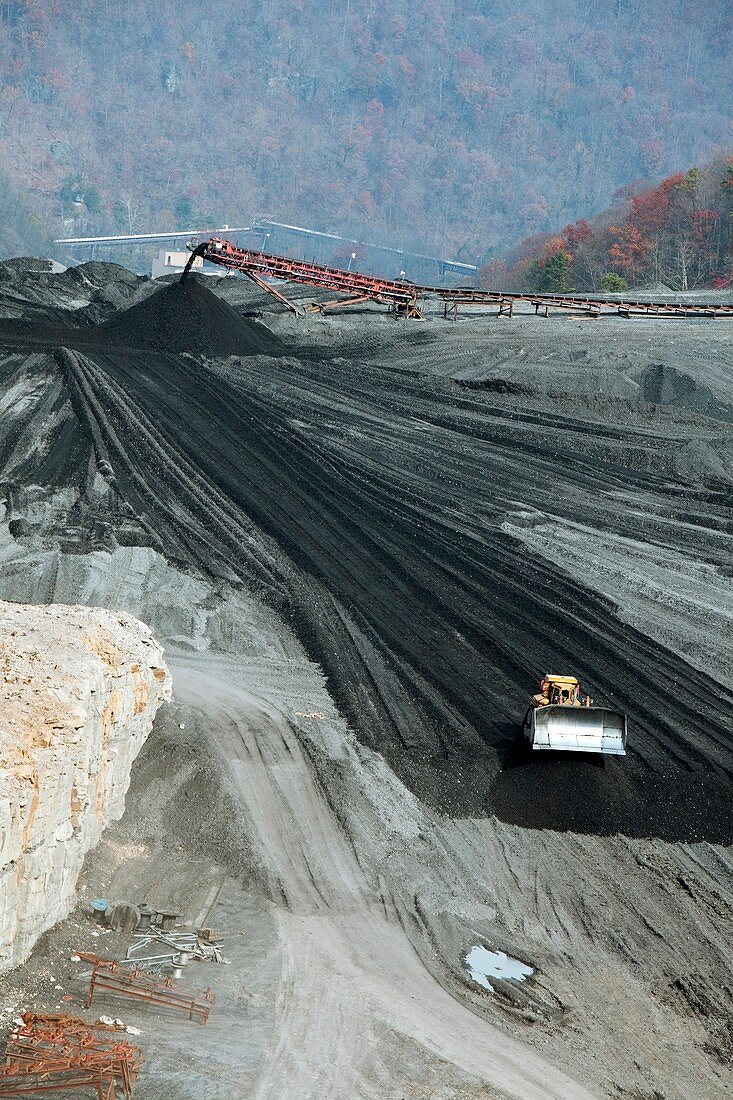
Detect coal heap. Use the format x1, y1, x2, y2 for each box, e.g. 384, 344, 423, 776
98, 278, 282, 357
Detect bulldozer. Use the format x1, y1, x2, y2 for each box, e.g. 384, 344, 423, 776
522, 674, 627, 755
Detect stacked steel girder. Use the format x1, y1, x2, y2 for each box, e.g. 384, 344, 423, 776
0, 1012, 142, 1098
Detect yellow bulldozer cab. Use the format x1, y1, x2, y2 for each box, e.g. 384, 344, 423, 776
538, 674, 582, 707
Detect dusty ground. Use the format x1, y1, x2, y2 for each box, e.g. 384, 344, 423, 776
0, 267, 731, 1098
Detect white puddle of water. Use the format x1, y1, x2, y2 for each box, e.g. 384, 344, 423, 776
465, 945, 534, 992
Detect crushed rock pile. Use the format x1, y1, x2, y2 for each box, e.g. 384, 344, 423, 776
98, 278, 282, 357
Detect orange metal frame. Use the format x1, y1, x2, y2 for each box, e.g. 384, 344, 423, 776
1, 1012, 142, 1099
79, 954, 215, 1025
185, 238, 733, 320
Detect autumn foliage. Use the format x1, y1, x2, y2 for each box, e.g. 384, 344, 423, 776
483, 158, 733, 293
0, 1, 731, 262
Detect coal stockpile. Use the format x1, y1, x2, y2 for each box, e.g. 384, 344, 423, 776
2, 266, 731, 845
43, 309, 733, 846
3, 264, 733, 1100
97, 279, 282, 357
0, 277, 283, 358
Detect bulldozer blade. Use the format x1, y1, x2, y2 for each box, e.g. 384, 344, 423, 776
526, 706, 627, 755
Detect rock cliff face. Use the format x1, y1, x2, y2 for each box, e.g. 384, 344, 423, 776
0, 600, 171, 972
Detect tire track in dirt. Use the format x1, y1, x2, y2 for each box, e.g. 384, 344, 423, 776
35, 340, 733, 841
174, 658, 599, 1100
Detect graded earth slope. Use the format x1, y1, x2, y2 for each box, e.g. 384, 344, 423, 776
0, 269, 731, 1099
26, 338, 729, 844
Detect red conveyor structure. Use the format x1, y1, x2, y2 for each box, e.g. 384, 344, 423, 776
184, 238, 733, 320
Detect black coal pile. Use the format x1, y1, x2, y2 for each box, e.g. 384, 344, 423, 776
98, 278, 282, 357
0, 260, 147, 325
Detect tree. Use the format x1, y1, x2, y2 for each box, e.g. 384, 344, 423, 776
173, 195, 194, 223
59, 175, 102, 216
608, 224, 649, 283
562, 219, 593, 249
113, 195, 145, 233
530, 250, 572, 293
600, 272, 628, 292
1, 1, 732, 262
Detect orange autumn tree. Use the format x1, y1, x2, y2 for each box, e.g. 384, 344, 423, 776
489, 157, 733, 293
608, 223, 650, 283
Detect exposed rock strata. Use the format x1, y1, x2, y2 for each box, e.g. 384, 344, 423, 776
0, 599, 170, 972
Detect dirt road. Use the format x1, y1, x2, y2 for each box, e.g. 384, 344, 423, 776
174, 657, 598, 1100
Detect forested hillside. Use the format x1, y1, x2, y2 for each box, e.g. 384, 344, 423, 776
482, 155, 733, 292
0, 0, 731, 261
0, 170, 52, 259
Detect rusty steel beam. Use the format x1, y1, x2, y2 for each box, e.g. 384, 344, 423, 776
309, 294, 374, 312
243, 269, 304, 316
78, 954, 215, 1025
3, 1012, 142, 1099
0, 1065, 117, 1098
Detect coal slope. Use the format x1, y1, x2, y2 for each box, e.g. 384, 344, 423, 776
42, 334, 733, 846
0, 279, 283, 358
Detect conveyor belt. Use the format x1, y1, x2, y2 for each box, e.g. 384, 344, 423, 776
184, 238, 733, 319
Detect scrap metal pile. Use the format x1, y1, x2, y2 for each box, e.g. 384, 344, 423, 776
0, 1012, 142, 1098
0, 910, 222, 1096
78, 954, 215, 1026
124, 926, 226, 971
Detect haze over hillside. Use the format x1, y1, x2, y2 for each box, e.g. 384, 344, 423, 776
1, 0, 731, 261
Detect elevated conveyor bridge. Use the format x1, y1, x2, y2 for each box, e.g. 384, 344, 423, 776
184, 238, 733, 320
